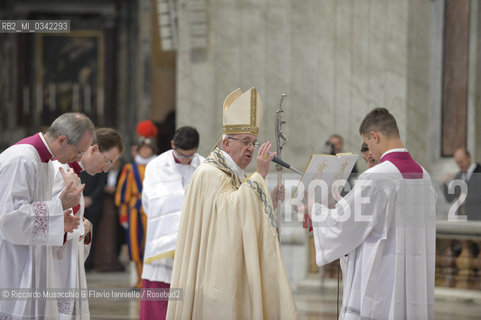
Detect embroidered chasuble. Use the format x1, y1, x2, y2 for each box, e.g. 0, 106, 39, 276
166, 148, 298, 319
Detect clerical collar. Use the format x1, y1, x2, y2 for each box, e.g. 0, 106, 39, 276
15, 132, 54, 163
172, 150, 182, 164
171, 149, 193, 165
221, 150, 247, 180
69, 161, 85, 175
380, 148, 423, 179
381, 148, 407, 160
38, 133, 54, 159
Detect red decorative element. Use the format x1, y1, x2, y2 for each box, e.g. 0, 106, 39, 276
136, 120, 158, 139
119, 213, 128, 226
72, 204, 81, 215
303, 213, 313, 232
68, 162, 83, 176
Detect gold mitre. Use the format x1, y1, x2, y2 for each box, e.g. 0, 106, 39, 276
222, 87, 263, 136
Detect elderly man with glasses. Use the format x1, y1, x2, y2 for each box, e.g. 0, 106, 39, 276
139, 126, 204, 320
166, 88, 298, 320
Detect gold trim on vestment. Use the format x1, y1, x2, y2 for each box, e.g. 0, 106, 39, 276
145, 250, 175, 264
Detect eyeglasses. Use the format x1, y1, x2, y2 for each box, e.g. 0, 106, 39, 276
174, 149, 196, 159
70, 144, 87, 156
101, 152, 114, 167
227, 137, 260, 148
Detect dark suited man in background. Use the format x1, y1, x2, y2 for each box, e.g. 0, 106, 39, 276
80, 171, 107, 271
443, 147, 481, 221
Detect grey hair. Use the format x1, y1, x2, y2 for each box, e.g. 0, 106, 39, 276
219, 135, 228, 150
46, 113, 96, 145
220, 134, 235, 150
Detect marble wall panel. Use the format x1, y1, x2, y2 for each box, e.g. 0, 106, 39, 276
176, 0, 480, 175
316, 1, 336, 152
334, 1, 353, 148
468, 1, 481, 161
368, 0, 389, 111
264, 0, 291, 151
405, 0, 432, 167
287, 0, 322, 162
350, 0, 371, 159
386, 0, 409, 138
441, 0, 469, 156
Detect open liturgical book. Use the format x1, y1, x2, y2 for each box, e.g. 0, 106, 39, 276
294, 153, 359, 230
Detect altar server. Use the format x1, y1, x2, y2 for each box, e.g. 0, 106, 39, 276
0, 113, 94, 319
304, 108, 436, 319
140, 126, 204, 320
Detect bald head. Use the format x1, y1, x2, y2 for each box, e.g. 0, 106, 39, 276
454, 147, 472, 172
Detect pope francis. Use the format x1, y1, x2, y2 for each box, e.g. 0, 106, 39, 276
166, 88, 298, 319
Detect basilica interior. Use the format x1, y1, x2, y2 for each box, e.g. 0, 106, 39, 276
1, 0, 480, 319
